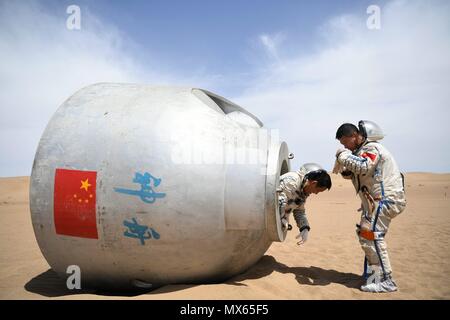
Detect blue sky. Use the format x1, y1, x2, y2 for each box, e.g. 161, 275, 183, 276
38, 0, 390, 96
1, 0, 449, 176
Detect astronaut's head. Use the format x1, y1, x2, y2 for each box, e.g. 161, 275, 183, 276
335, 123, 364, 151
303, 170, 332, 195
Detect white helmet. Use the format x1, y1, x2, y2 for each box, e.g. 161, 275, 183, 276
358, 120, 385, 142
298, 163, 324, 177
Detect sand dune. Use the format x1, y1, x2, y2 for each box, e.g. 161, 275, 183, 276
1, 173, 449, 299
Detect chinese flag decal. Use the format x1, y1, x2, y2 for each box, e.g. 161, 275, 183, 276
54, 168, 98, 239
361, 152, 377, 162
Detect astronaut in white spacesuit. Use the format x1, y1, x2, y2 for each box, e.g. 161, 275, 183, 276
334, 120, 406, 293
278, 163, 332, 246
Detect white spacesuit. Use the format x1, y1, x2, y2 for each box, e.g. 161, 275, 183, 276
335, 121, 406, 292
278, 163, 324, 245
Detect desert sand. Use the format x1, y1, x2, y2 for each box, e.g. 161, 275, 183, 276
0, 173, 449, 300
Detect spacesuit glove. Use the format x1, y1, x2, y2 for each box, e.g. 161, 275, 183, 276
332, 159, 343, 174
296, 226, 310, 245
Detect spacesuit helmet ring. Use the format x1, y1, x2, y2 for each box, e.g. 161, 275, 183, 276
358, 120, 385, 142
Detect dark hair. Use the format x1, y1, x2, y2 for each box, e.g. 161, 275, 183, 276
305, 170, 332, 190
335, 123, 359, 139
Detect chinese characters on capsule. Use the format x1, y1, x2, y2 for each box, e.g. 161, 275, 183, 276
114, 172, 166, 203
123, 218, 160, 245
114, 172, 165, 245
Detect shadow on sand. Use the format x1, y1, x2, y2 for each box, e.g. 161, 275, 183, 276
25, 255, 362, 297
24, 269, 155, 297
226, 255, 362, 289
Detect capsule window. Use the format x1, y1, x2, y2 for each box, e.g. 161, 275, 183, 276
192, 88, 263, 128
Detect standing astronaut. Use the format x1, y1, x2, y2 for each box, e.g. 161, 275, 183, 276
334, 120, 406, 293
278, 163, 332, 245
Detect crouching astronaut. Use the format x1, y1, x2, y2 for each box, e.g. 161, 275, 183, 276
278, 163, 332, 245
334, 120, 407, 293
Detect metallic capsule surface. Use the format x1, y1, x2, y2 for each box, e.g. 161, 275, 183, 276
30, 83, 290, 289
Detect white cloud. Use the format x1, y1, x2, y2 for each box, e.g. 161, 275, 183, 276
0, 1, 146, 176
258, 32, 286, 62
234, 0, 450, 172
0, 1, 213, 176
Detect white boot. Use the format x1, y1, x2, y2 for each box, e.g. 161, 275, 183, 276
361, 277, 398, 293
360, 266, 398, 293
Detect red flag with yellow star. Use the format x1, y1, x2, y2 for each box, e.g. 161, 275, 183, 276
54, 168, 98, 239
